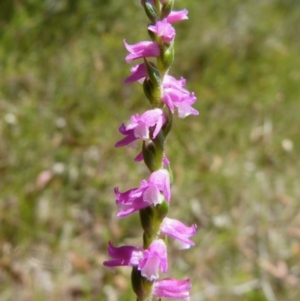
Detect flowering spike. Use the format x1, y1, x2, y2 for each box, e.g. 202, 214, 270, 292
104, 2, 198, 300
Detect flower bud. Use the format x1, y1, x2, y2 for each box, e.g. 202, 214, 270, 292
156, 200, 169, 220
161, 105, 173, 139
143, 59, 163, 106
143, 78, 157, 105
147, 27, 158, 42
142, 141, 163, 172
145, 58, 162, 88
158, 43, 174, 74
160, 0, 174, 19
143, 1, 159, 23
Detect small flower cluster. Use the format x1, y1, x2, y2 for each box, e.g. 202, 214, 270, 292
104, 1, 198, 300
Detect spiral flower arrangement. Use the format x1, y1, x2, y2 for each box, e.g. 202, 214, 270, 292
104, 1, 198, 300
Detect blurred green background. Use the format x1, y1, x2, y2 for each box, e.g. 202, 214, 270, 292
0, 0, 300, 300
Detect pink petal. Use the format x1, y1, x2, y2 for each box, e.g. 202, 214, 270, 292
138, 239, 168, 281
149, 169, 170, 202
166, 9, 189, 23
153, 278, 191, 299
124, 40, 160, 62
124, 63, 147, 83
103, 242, 142, 267
143, 185, 164, 205
148, 19, 176, 44
160, 217, 197, 249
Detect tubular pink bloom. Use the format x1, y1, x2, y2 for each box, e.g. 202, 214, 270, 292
138, 239, 168, 280
176, 94, 198, 118
153, 278, 191, 299
124, 68, 198, 118
160, 217, 197, 249
166, 9, 189, 23
115, 109, 166, 148
104, 240, 168, 281
128, 109, 166, 139
162, 75, 199, 118
137, 109, 165, 138
149, 169, 170, 202
103, 242, 143, 268
124, 40, 160, 63
114, 185, 148, 217
115, 169, 171, 217
148, 19, 176, 44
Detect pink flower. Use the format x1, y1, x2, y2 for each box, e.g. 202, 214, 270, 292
115, 169, 170, 217
115, 109, 166, 148
124, 65, 198, 118
139, 239, 168, 280
153, 278, 191, 299
124, 40, 160, 63
103, 242, 142, 267
115, 123, 137, 148
167, 9, 189, 23
160, 217, 197, 249
103, 240, 168, 281
162, 75, 198, 118
148, 19, 176, 44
